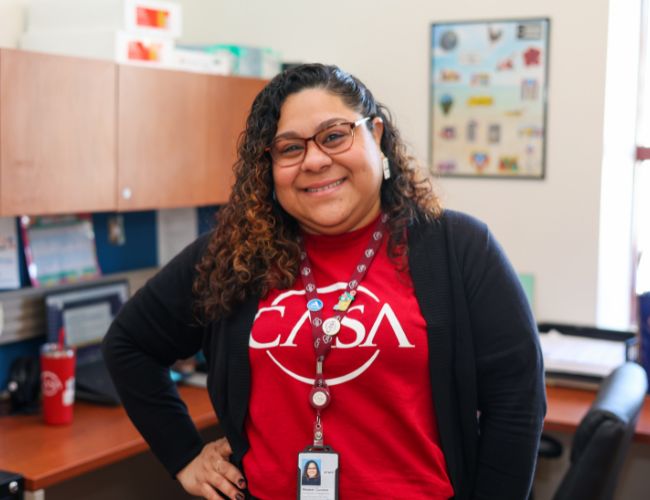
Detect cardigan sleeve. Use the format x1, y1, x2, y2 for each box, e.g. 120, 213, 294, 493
102, 233, 211, 477
447, 212, 546, 500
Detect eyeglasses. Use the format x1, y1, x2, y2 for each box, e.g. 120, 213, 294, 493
267, 117, 371, 168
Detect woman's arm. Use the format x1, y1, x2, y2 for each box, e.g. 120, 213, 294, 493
450, 213, 546, 499
102, 234, 210, 476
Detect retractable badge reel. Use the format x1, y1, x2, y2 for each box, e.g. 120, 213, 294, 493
310, 358, 330, 411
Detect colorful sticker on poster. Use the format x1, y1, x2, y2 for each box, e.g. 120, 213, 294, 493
430, 18, 549, 178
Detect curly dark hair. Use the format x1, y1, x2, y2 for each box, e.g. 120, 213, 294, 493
194, 63, 441, 321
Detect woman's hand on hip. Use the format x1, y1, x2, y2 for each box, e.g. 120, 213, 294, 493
176, 437, 246, 500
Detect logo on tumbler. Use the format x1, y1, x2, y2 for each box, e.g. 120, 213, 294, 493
63, 378, 76, 406
41, 371, 62, 397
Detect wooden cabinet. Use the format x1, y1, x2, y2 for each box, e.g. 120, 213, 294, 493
0, 49, 117, 216
206, 75, 268, 204
117, 65, 266, 211
0, 48, 267, 215
118, 66, 209, 210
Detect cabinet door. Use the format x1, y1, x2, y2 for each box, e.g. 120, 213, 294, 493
117, 66, 267, 210
117, 65, 209, 210
206, 76, 268, 204
0, 49, 117, 216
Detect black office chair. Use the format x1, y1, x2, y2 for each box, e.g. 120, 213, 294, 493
548, 362, 647, 500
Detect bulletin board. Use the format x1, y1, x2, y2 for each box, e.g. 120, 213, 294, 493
430, 18, 550, 178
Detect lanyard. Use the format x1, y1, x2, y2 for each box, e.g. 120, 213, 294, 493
298, 213, 388, 447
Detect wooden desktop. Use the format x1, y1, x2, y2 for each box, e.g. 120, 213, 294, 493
1, 384, 649, 498
545, 385, 650, 443
0, 386, 216, 497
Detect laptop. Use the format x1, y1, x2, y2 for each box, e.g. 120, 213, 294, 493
45, 280, 129, 406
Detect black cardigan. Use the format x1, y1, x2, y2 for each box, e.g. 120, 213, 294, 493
103, 210, 546, 499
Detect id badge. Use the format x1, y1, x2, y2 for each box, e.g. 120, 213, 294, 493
297, 447, 339, 500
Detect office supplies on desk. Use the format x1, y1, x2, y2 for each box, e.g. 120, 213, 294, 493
7, 357, 39, 414
538, 322, 637, 389
44, 280, 129, 405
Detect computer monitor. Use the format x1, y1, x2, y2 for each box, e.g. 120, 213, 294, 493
44, 280, 130, 364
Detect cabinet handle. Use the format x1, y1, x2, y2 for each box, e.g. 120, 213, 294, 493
122, 187, 132, 200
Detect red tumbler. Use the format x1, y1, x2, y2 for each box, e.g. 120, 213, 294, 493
40, 343, 76, 425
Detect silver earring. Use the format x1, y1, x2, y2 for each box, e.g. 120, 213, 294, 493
382, 155, 391, 180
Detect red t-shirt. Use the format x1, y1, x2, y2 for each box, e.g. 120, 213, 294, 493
243, 219, 453, 499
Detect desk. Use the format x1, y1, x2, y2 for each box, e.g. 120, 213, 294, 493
0, 386, 216, 499
544, 385, 650, 444
1, 385, 649, 498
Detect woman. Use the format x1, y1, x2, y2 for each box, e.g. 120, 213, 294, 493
103, 63, 545, 500
301, 460, 321, 486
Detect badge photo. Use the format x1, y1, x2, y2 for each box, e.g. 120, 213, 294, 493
297, 448, 339, 500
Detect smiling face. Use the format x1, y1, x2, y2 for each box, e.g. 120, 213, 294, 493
272, 88, 384, 235
306, 462, 319, 478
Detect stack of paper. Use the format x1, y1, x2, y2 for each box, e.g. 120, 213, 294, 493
539, 329, 627, 378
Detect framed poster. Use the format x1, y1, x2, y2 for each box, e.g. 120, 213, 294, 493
430, 18, 549, 178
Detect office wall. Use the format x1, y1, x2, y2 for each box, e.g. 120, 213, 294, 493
0, 0, 25, 47
179, 0, 616, 327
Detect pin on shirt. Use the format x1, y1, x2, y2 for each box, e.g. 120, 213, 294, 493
307, 298, 324, 312
333, 291, 354, 312
322, 318, 341, 336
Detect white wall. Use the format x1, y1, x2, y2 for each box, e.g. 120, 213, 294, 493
597, 0, 641, 328
0, 0, 27, 47
180, 0, 618, 326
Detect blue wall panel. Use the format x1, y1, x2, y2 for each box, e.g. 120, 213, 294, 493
197, 205, 219, 235
93, 211, 157, 274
